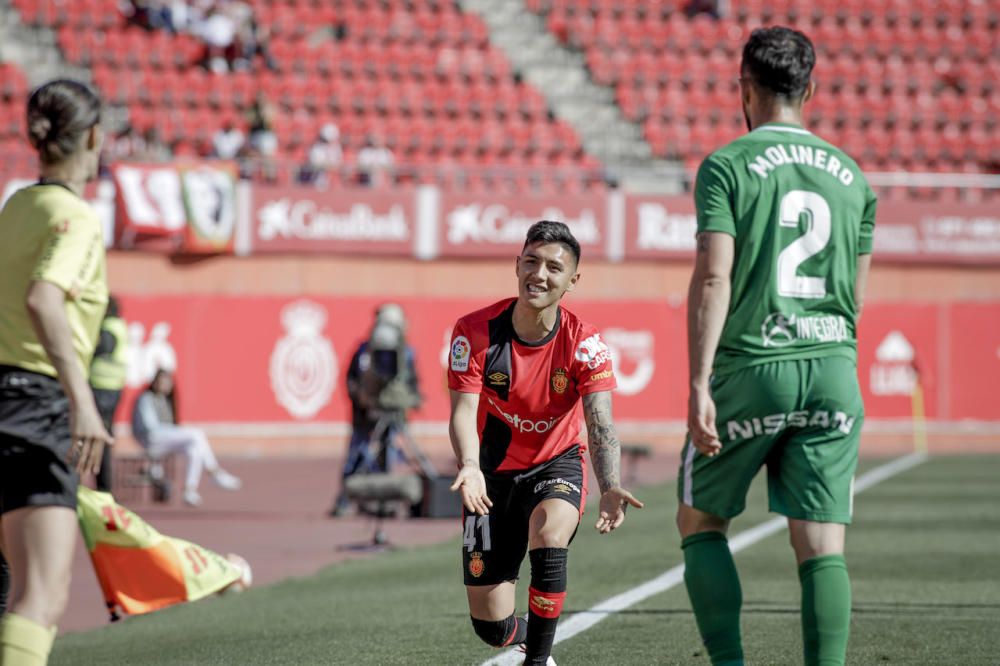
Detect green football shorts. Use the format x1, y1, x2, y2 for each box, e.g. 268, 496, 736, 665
677, 356, 864, 524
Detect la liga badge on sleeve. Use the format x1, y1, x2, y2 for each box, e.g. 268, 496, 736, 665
451, 335, 471, 372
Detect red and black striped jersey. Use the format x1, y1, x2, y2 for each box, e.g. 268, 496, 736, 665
448, 298, 617, 473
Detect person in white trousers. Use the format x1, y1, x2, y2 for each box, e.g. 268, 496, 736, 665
131, 369, 241, 506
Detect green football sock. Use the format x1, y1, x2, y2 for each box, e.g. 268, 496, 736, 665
799, 554, 851, 666
682, 532, 744, 666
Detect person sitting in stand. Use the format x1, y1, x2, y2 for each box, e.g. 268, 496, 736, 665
131, 369, 241, 507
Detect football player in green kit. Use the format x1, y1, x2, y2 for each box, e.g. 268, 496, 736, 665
678, 26, 876, 666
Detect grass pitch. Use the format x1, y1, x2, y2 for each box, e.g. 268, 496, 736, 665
52, 454, 1000, 665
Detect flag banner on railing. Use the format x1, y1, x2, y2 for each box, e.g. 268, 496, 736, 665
113, 162, 238, 253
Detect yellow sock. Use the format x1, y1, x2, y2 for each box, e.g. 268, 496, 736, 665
0, 613, 54, 666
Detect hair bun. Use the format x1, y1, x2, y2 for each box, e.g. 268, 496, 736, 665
28, 115, 52, 146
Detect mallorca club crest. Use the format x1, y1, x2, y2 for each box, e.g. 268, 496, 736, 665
551, 368, 568, 394
468, 552, 485, 578
269, 300, 337, 419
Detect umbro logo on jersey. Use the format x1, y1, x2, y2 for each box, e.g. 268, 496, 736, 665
487, 371, 508, 387
590, 369, 613, 382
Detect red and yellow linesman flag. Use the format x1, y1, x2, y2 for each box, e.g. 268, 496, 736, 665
76, 487, 243, 616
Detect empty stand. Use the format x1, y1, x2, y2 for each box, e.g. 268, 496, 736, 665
5, 0, 999, 191
11, 0, 599, 190
530, 0, 1000, 175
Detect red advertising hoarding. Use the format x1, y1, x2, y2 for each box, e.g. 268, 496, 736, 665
250, 184, 417, 255
437, 192, 608, 259
116, 295, 999, 431
948, 304, 1000, 420
115, 295, 683, 426
873, 202, 1000, 264
623, 194, 697, 260
856, 305, 941, 419
622, 195, 1000, 266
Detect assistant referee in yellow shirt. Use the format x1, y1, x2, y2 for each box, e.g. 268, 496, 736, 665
0, 79, 111, 666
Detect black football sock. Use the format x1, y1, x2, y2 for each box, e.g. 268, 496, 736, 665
524, 547, 568, 665
471, 614, 527, 647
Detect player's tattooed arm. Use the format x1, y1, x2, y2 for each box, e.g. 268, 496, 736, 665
583, 390, 621, 494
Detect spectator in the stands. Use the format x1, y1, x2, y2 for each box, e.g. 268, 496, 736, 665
104, 123, 146, 162
298, 123, 343, 186
232, 15, 279, 72
212, 119, 245, 160
686, 0, 726, 18
198, 4, 237, 73
140, 128, 171, 161
243, 93, 279, 181
247, 93, 278, 157
357, 135, 394, 187
126, 0, 177, 32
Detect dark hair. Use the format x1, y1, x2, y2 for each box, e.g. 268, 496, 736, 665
148, 369, 178, 424
26, 79, 101, 165
522, 220, 581, 265
741, 26, 815, 101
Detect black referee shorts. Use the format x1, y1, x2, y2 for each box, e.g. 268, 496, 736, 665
462, 444, 585, 586
0, 366, 77, 515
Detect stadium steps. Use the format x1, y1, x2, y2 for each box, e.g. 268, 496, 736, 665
461, 0, 675, 191
0, 1, 129, 131
0, 1, 91, 87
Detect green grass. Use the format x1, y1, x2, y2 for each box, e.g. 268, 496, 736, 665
52, 455, 1000, 665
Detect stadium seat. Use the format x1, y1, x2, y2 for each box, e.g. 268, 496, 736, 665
526, 0, 999, 179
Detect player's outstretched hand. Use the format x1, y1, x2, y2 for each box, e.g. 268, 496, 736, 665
450, 465, 493, 516
688, 387, 722, 457
595, 487, 643, 534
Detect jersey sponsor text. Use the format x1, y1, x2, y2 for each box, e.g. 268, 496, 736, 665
761, 312, 850, 348
726, 409, 857, 442
487, 396, 558, 434
533, 477, 581, 495
575, 333, 612, 369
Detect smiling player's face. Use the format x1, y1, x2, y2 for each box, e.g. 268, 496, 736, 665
515, 242, 580, 312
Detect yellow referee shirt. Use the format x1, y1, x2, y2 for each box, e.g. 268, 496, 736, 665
0, 183, 108, 378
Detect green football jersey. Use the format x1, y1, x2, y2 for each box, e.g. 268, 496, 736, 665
694, 122, 877, 376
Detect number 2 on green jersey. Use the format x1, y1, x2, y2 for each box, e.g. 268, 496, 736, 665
777, 190, 831, 300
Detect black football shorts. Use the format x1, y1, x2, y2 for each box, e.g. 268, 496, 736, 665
462, 444, 585, 586
0, 366, 77, 514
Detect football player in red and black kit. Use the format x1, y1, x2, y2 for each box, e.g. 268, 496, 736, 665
448, 220, 644, 666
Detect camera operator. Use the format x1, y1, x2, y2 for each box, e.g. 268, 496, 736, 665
329, 305, 422, 517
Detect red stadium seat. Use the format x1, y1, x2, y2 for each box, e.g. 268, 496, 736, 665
21, 0, 997, 191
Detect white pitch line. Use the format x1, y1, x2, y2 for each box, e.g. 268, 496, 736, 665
480, 452, 928, 666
